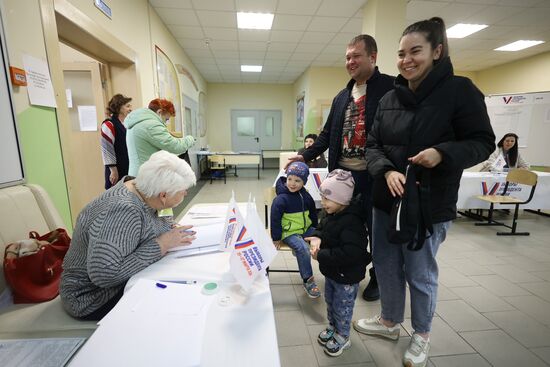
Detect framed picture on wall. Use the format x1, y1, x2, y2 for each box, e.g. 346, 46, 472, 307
296, 93, 305, 139
155, 46, 182, 133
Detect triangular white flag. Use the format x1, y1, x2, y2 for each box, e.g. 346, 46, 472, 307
219, 192, 245, 252
229, 201, 278, 291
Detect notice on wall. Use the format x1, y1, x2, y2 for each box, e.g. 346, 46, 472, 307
78, 105, 97, 131
485, 94, 533, 147
66, 88, 73, 108
22, 54, 57, 108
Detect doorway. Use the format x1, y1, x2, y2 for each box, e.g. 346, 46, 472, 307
40, 0, 141, 224
230, 110, 281, 152
61, 58, 108, 215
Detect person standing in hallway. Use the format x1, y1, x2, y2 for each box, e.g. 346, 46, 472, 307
100, 94, 132, 189
126, 98, 196, 176
286, 34, 394, 302
353, 17, 495, 367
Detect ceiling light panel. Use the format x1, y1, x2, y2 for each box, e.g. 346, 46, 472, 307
495, 40, 544, 51
241, 65, 263, 72
237, 12, 274, 30
446, 24, 488, 39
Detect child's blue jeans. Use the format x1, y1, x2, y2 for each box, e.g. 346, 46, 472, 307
325, 277, 359, 338
282, 227, 316, 281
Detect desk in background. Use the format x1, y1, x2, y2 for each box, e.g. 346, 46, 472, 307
261, 149, 295, 169
458, 171, 550, 210
196, 151, 261, 179
69, 203, 280, 367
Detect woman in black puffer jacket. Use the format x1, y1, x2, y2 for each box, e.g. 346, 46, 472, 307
353, 17, 495, 367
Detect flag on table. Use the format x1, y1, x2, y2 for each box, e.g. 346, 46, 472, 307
219, 193, 245, 252
229, 198, 278, 290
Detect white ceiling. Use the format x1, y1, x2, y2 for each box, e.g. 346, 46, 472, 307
149, 0, 550, 84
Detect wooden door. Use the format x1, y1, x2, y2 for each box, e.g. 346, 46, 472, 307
62, 61, 107, 221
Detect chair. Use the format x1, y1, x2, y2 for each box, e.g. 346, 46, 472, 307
474, 169, 538, 235
208, 155, 226, 184
263, 187, 299, 275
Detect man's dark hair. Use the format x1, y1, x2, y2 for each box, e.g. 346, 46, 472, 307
348, 34, 378, 55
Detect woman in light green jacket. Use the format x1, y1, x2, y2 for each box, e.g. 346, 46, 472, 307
126, 98, 195, 176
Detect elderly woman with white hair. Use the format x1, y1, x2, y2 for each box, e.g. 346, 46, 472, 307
60, 150, 196, 320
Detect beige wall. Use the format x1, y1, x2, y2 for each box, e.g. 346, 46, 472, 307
206, 83, 294, 151
476, 51, 550, 95
291, 66, 349, 148
3, 0, 50, 115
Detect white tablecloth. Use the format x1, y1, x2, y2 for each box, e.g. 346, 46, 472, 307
69, 203, 280, 367
457, 171, 550, 209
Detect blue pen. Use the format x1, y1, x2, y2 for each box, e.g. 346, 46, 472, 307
156, 282, 167, 289
158, 280, 197, 285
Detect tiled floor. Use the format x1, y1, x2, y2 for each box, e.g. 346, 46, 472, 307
180, 167, 550, 367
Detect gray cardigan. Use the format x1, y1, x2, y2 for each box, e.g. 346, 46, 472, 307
60, 178, 171, 317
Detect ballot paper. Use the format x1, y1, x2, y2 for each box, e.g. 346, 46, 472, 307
167, 221, 224, 254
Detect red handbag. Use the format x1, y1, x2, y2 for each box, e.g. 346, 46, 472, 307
3, 228, 71, 303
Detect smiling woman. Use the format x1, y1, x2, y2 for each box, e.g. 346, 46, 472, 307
355, 16, 496, 367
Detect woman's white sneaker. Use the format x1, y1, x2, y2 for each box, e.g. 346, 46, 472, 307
353, 315, 400, 340
403, 333, 430, 367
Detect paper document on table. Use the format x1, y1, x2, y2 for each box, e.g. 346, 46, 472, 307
130, 279, 208, 316
84, 279, 212, 367
168, 222, 224, 253
187, 205, 228, 218
0, 337, 85, 367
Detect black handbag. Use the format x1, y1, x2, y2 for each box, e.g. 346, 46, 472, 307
388, 164, 433, 251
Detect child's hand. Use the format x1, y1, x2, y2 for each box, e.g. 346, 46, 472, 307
273, 240, 283, 250
310, 246, 320, 260
305, 236, 321, 260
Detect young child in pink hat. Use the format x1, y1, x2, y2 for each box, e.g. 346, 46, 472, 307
308, 169, 370, 357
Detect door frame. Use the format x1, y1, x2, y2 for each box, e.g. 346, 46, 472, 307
230, 109, 282, 152
39, 0, 140, 224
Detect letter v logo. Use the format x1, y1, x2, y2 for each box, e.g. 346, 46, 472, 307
503, 96, 513, 104
481, 182, 500, 195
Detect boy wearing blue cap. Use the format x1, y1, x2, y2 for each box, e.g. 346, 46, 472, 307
271, 162, 320, 298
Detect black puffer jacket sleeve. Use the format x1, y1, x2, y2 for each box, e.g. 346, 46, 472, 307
433, 78, 495, 171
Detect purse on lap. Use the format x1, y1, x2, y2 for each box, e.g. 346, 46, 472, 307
3, 229, 71, 303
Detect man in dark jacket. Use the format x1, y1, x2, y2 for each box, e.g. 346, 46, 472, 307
287, 34, 394, 301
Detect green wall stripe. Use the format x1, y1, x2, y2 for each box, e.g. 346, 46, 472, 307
17, 106, 73, 229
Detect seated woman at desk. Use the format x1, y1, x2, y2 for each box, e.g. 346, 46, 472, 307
480, 132, 529, 172
298, 134, 328, 168
60, 151, 197, 320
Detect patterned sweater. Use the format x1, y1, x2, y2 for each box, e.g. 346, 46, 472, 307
60, 178, 171, 317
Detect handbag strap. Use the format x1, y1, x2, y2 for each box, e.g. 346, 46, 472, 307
407, 167, 433, 251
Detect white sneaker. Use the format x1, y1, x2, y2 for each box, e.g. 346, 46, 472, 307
403, 334, 430, 367
353, 315, 400, 340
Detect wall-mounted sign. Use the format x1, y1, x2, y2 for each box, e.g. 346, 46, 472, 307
94, 0, 112, 19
